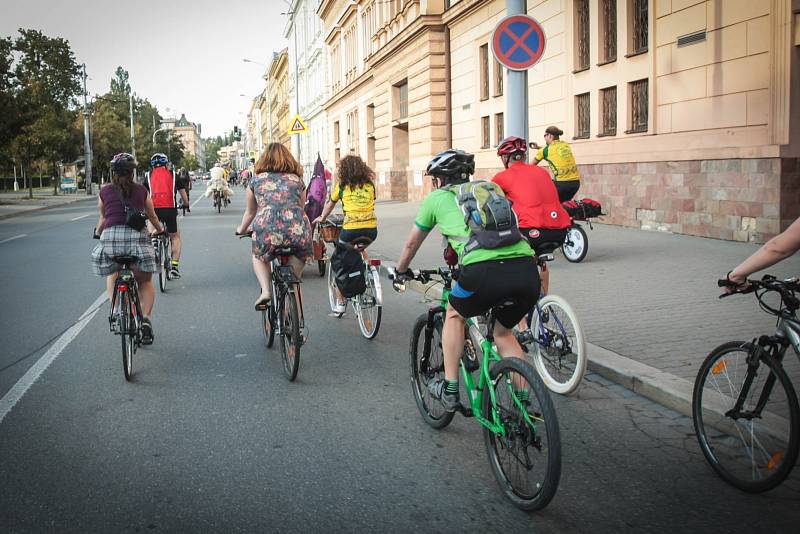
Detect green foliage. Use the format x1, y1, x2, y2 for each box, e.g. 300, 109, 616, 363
110, 66, 130, 97
203, 136, 226, 168
182, 153, 199, 171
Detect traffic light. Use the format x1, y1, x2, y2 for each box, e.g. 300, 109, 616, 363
233, 126, 241, 141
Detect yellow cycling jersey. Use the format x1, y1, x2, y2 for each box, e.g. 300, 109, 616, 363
331, 181, 377, 230
534, 140, 581, 182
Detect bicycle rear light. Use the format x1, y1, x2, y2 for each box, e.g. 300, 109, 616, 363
368, 259, 381, 266
118, 284, 129, 293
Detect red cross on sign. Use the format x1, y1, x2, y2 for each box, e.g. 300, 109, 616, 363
491, 15, 546, 71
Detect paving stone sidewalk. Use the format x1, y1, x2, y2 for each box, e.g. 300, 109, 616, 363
368, 200, 800, 413
0, 189, 96, 219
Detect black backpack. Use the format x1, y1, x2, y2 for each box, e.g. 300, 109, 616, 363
330, 246, 367, 298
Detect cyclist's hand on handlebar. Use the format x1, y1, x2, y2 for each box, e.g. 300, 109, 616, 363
312, 216, 324, 226
388, 267, 414, 292
718, 271, 753, 297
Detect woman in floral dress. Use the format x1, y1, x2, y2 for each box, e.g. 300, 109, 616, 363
236, 143, 312, 309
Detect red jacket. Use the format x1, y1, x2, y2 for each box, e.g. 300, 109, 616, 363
148, 167, 176, 209
492, 162, 571, 230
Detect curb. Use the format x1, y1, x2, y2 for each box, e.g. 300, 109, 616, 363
0, 195, 96, 221
382, 264, 698, 419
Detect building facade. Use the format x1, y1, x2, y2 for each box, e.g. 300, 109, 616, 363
286, 0, 330, 179
319, 0, 800, 243
268, 48, 291, 149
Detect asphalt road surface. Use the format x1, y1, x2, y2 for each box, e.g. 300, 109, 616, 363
1, 190, 798, 533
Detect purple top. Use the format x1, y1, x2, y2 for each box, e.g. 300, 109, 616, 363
100, 183, 148, 228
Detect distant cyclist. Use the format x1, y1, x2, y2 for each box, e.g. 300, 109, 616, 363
313, 155, 378, 314
394, 149, 538, 412
494, 136, 571, 296
532, 126, 581, 202
146, 153, 189, 279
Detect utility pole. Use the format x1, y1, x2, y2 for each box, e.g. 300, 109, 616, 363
129, 93, 137, 180
82, 64, 93, 195
506, 0, 528, 156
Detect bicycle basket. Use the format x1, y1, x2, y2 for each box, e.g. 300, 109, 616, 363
320, 214, 344, 243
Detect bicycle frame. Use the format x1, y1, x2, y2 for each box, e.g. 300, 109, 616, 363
270, 255, 304, 335
109, 265, 142, 335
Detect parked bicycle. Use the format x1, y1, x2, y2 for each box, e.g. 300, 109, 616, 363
389, 266, 561, 511
320, 219, 383, 339
238, 232, 305, 381
693, 275, 800, 493
152, 225, 172, 293
107, 255, 145, 381
516, 242, 587, 395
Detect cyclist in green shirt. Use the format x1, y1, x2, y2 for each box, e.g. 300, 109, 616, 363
395, 149, 540, 411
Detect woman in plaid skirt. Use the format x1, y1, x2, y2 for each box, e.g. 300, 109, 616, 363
91, 153, 165, 344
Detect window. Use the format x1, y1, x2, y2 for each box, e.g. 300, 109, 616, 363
575, 0, 590, 71
575, 93, 590, 139
493, 57, 503, 97
393, 79, 409, 120
481, 116, 490, 149
629, 0, 648, 54
628, 79, 648, 133
494, 113, 504, 146
600, 86, 617, 136
600, 0, 617, 63
346, 109, 359, 154
366, 103, 375, 137
479, 44, 489, 101
333, 120, 340, 144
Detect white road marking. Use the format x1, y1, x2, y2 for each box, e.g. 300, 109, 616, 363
190, 195, 205, 209
0, 292, 108, 425
0, 234, 26, 244
70, 214, 91, 221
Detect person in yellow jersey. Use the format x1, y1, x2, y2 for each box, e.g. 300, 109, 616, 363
532, 125, 581, 202
313, 155, 378, 313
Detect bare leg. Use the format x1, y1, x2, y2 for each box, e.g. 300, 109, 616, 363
442, 304, 466, 382
252, 256, 272, 303
106, 272, 119, 299
495, 324, 524, 358
134, 271, 155, 316
170, 232, 182, 261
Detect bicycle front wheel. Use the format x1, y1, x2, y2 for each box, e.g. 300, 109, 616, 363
119, 292, 134, 381
529, 295, 587, 395
355, 266, 382, 339
262, 307, 275, 348
693, 341, 800, 492
280, 289, 301, 381
410, 313, 454, 429
483, 357, 561, 511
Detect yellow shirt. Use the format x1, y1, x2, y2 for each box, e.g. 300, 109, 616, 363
534, 140, 581, 182
331, 181, 377, 230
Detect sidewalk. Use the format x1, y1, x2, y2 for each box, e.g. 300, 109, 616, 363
369, 200, 800, 416
0, 189, 96, 220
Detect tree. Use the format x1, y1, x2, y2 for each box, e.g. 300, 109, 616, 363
110, 66, 130, 97
182, 153, 199, 171
203, 136, 225, 168
0, 37, 18, 169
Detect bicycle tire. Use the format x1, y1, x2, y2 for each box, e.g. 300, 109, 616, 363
356, 267, 382, 339
483, 357, 561, 511
263, 307, 275, 348
120, 292, 134, 381
280, 288, 301, 381
157, 240, 167, 292
410, 313, 455, 429
529, 294, 587, 395
326, 260, 343, 316
693, 341, 800, 492
562, 225, 588, 263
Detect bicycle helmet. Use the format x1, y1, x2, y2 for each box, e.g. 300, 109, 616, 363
497, 136, 528, 157
110, 153, 137, 174
426, 149, 475, 184
150, 153, 169, 168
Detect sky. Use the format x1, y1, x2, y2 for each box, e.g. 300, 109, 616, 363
1, 0, 290, 138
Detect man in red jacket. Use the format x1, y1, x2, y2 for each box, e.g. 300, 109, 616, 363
493, 136, 571, 297
147, 153, 189, 278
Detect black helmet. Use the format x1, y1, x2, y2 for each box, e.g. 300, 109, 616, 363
426, 149, 474, 183
110, 153, 137, 174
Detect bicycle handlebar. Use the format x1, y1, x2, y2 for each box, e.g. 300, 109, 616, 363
235, 230, 254, 239
718, 274, 800, 313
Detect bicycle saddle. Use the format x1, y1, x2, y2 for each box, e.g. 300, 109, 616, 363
272, 247, 296, 256
113, 255, 139, 265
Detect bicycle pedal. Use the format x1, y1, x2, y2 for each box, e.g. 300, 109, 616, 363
456, 404, 474, 417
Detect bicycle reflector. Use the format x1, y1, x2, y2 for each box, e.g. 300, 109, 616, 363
368, 259, 381, 266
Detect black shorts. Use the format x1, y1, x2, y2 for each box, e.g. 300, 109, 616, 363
154, 208, 178, 234
520, 227, 569, 255
339, 227, 377, 246
448, 257, 540, 329
555, 180, 580, 202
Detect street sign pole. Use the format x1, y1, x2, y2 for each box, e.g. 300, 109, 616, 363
506, 0, 527, 149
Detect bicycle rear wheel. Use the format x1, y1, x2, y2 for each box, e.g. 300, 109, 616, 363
326, 260, 343, 316
119, 292, 134, 381
483, 357, 561, 511
355, 266, 382, 339
280, 289, 301, 381
562, 225, 588, 263
529, 295, 586, 394
410, 313, 454, 429
693, 341, 800, 492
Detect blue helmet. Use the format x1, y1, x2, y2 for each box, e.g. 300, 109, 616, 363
150, 153, 169, 168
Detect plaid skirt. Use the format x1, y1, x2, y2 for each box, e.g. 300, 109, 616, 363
91, 225, 158, 276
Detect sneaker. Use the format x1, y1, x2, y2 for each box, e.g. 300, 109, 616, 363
427, 379, 460, 412
170, 266, 181, 279
333, 301, 346, 314
140, 317, 154, 345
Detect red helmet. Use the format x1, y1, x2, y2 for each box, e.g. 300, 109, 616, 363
497, 136, 528, 157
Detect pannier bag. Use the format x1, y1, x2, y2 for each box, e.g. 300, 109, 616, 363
331, 246, 367, 298
562, 198, 603, 220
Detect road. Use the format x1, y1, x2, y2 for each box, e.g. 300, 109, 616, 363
1, 190, 798, 532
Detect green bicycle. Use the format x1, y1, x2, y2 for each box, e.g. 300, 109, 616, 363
390, 267, 561, 511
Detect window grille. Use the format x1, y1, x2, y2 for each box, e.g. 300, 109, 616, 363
600, 86, 617, 136
631, 0, 648, 54
575, 93, 590, 139
601, 0, 617, 62
575, 0, 590, 70
629, 79, 648, 133
397, 82, 408, 120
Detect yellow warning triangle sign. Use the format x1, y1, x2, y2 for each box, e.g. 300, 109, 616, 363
288, 114, 309, 135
